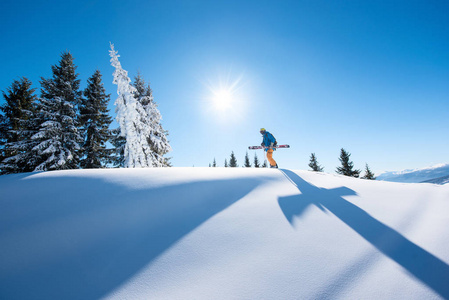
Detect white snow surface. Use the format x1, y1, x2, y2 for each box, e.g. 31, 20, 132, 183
1, 168, 449, 300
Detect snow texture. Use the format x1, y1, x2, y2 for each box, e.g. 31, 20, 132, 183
1, 168, 448, 299
109, 44, 171, 168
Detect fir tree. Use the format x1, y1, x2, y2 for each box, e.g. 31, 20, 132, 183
336, 148, 361, 178
79, 70, 112, 169
361, 163, 376, 180
244, 151, 252, 167
0, 77, 37, 174
109, 43, 171, 168
212, 158, 217, 167
229, 151, 238, 167
132, 73, 171, 167
262, 160, 268, 168
31, 52, 83, 171
224, 159, 228, 167
254, 153, 260, 168
308, 153, 324, 172
110, 128, 126, 167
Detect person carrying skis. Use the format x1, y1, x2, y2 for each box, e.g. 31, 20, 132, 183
260, 128, 278, 168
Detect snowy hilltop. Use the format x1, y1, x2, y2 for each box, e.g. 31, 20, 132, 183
377, 163, 449, 184
1, 168, 449, 299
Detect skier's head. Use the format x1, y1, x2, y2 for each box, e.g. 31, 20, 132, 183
260, 128, 266, 134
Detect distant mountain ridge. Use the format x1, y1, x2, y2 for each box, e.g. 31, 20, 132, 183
377, 163, 449, 184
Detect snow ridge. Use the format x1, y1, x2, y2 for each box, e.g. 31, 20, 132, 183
1, 168, 448, 299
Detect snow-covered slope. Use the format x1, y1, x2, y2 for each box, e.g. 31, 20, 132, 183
422, 175, 449, 185
1, 168, 449, 300
377, 163, 449, 184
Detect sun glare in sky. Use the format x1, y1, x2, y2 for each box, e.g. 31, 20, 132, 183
204, 71, 246, 116
211, 88, 234, 110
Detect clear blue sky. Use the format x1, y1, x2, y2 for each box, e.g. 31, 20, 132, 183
1, 0, 448, 173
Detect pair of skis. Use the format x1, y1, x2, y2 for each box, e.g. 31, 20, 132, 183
248, 145, 290, 150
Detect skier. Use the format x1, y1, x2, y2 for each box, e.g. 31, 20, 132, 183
260, 128, 278, 168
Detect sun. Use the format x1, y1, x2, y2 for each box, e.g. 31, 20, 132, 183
200, 69, 248, 120
212, 88, 234, 110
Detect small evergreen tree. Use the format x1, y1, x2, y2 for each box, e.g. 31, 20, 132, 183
79, 70, 112, 169
361, 163, 376, 180
224, 159, 228, 167
308, 153, 324, 172
212, 158, 217, 167
262, 160, 268, 168
0, 77, 37, 174
31, 51, 83, 171
244, 151, 251, 167
336, 148, 361, 178
229, 151, 238, 167
254, 153, 260, 168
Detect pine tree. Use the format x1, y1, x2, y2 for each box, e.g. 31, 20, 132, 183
0, 77, 37, 174
336, 148, 361, 178
212, 158, 217, 167
31, 52, 83, 171
224, 159, 228, 167
361, 163, 376, 180
109, 43, 171, 168
308, 153, 324, 172
229, 151, 238, 167
244, 151, 251, 167
254, 153, 260, 168
132, 73, 171, 167
109, 128, 126, 167
79, 70, 112, 169
262, 160, 268, 168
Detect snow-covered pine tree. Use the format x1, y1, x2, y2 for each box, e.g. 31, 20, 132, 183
308, 153, 324, 172
361, 163, 376, 180
79, 70, 112, 169
0, 77, 37, 174
336, 148, 361, 178
253, 153, 260, 168
244, 151, 251, 167
31, 52, 83, 171
224, 159, 228, 167
109, 43, 171, 168
132, 73, 171, 167
262, 160, 268, 168
229, 151, 238, 167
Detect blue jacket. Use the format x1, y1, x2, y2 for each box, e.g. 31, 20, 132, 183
261, 131, 276, 152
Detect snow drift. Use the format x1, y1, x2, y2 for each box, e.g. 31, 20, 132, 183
1, 168, 448, 299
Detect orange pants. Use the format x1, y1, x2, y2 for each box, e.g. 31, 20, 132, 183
267, 148, 277, 167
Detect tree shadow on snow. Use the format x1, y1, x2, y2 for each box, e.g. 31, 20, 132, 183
0, 173, 264, 300
278, 169, 449, 299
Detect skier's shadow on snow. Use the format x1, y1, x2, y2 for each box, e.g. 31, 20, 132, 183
278, 169, 449, 299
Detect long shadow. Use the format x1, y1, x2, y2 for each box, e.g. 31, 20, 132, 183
278, 169, 449, 299
0, 173, 264, 300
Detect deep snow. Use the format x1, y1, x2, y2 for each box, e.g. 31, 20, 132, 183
1, 168, 448, 299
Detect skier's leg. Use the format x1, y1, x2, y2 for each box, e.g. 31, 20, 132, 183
267, 149, 277, 167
